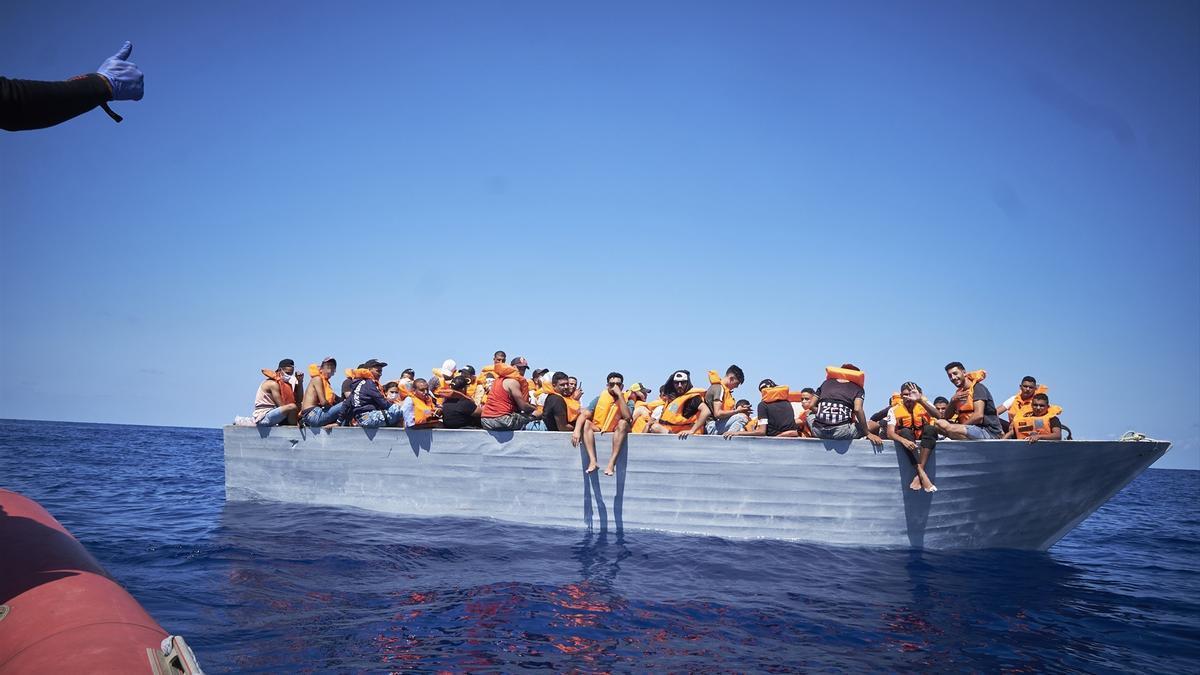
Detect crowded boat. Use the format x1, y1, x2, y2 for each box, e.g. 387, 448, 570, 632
238, 352, 1069, 491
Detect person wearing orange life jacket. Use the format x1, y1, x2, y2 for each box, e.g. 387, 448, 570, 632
576, 372, 636, 475
397, 368, 416, 392
1003, 393, 1065, 442
724, 379, 800, 439
808, 364, 884, 447
647, 370, 713, 439
539, 372, 577, 433
300, 357, 348, 428
429, 359, 457, 393
885, 382, 941, 492
481, 356, 542, 430
790, 387, 816, 437
348, 359, 404, 428
703, 365, 752, 435
933, 362, 1004, 440
995, 375, 1048, 426
441, 375, 483, 429
251, 358, 303, 426
630, 384, 665, 434
399, 378, 443, 429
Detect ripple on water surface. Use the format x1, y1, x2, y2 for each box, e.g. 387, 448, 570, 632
1, 419, 1198, 672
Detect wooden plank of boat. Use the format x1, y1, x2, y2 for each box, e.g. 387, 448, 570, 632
223, 426, 1169, 551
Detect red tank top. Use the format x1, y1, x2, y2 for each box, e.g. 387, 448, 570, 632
481, 376, 516, 417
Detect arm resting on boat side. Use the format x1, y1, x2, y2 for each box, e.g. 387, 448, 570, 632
854, 398, 884, 447
680, 402, 712, 439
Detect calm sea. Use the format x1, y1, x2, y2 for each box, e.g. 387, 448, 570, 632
1, 419, 1197, 672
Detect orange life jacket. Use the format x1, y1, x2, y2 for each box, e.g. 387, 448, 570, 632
707, 370, 736, 415
631, 399, 664, 433
307, 364, 336, 407
658, 388, 707, 433
760, 385, 791, 403
565, 396, 581, 423
1012, 406, 1063, 439
952, 369, 988, 422
825, 366, 865, 388
889, 392, 902, 408
744, 418, 759, 432
590, 390, 631, 433
891, 402, 933, 439
1007, 385, 1049, 421
409, 391, 440, 426
262, 368, 296, 406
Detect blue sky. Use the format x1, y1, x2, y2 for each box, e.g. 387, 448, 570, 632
2, 1, 1197, 469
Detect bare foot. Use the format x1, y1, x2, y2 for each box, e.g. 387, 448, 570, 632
586, 463, 599, 474
604, 465, 615, 476
923, 482, 938, 493
909, 475, 922, 491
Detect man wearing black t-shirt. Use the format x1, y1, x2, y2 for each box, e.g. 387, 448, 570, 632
808, 364, 883, 446
933, 362, 1004, 440
723, 380, 799, 439
541, 371, 575, 433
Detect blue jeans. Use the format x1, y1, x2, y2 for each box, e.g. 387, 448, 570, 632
254, 406, 290, 426
303, 401, 346, 427
357, 403, 403, 428
811, 420, 863, 440
964, 425, 1000, 440
706, 413, 749, 436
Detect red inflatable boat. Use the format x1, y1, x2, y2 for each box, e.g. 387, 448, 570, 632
0, 489, 201, 674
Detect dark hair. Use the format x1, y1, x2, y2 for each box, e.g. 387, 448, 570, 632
841, 363, 859, 371
1022, 376, 1037, 385
413, 378, 427, 386
663, 370, 693, 394
460, 365, 476, 375
607, 371, 624, 383
401, 368, 415, 378
450, 375, 469, 392
944, 361, 965, 372
900, 381, 922, 394
681, 396, 703, 418
278, 358, 294, 369
736, 399, 751, 408
551, 371, 569, 384
1033, 393, 1050, 403
801, 387, 815, 395
383, 381, 399, 391
726, 365, 745, 385
933, 396, 949, 405
494, 350, 506, 360
758, 378, 776, 390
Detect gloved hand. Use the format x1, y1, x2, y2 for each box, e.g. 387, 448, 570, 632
96, 41, 143, 101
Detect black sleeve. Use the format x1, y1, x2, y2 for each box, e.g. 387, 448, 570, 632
757, 401, 769, 421
542, 395, 566, 431
1, 74, 111, 131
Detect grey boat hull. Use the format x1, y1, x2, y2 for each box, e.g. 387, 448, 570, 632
222, 426, 1169, 550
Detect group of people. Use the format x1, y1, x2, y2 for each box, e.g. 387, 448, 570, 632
246, 353, 1067, 489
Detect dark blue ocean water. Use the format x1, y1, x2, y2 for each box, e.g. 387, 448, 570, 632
1, 419, 1197, 672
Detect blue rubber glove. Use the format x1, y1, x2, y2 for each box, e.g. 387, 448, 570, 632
96, 41, 143, 101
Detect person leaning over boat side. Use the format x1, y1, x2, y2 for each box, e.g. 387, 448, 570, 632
1003, 393, 1064, 443
887, 382, 940, 492
441, 376, 483, 429
808, 364, 884, 447
577, 373, 635, 475
724, 379, 799, 439
300, 357, 347, 428
252, 359, 303, 426
349, 359, 403, 428
481, 356, 541, 430
399, 378, 443, 429
703, 365, 752, 436
933, 362, 1003, 440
